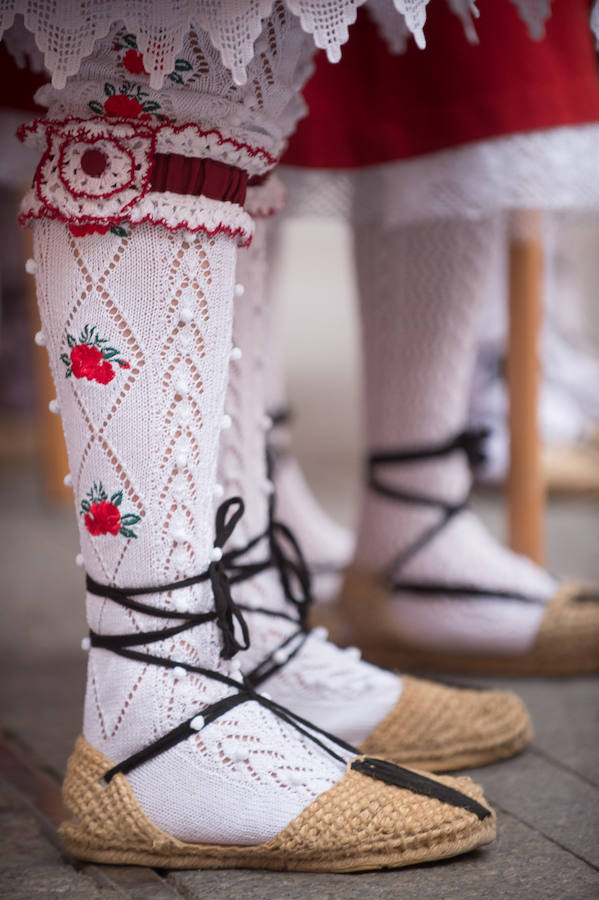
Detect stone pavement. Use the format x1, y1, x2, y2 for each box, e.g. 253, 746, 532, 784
1, 467, 598, 899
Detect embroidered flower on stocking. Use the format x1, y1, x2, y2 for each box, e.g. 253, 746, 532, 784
69, 223, 128, 238
81, 482, 141, 538
89, 82, 168, 121
61, 324, 130, 383
111, 30, 193, 85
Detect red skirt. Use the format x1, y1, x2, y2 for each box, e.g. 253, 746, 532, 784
282, 0, 599, 168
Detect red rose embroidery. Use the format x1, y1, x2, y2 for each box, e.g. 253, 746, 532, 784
89, 79, 165, 120
123, 49, 147, 74
61, 325, 129, 382
81, 483, 141, 538
70, 344, 115, 384
104, 94, 146, 118
84, 500, 122, 536
69, 223, 110, 237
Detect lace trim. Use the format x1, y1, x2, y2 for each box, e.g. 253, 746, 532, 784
0, 0, 565, 90
509, 0, 552, 40
18, 117, 277, 175
20, 187, 254, 246
280, 125, 599, 224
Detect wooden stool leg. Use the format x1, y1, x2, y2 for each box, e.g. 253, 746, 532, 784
507, 210, 545, 565
23, 225, 71, 504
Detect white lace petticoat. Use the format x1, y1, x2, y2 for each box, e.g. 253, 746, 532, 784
0, 0, 587, 91
278, 124, 599, 224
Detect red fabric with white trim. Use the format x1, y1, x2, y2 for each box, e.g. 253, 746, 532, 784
17, 117, 262, 245
282, 0, 599, 168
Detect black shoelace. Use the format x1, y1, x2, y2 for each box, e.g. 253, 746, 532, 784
84, 496, 490, 820
368, 428, 547, 604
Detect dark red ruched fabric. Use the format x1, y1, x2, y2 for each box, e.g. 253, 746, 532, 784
150, 153, 248, 204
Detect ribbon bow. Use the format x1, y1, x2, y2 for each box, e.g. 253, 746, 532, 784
209, 497, 251, 659
268, 520, 313, 627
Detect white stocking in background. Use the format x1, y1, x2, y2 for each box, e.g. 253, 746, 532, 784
221, 218, 400, 746
261, 217, 354, 601
353, 216, 555, 655
27, 15, 363, 846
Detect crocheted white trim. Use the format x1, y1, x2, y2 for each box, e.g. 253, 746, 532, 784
23, 120, 155, 223
129, 191, 254, 244
245, 173, 287, 218
155, 124, 276, 175
18, 117, 259, 245
20, 188, 254, 246
20, 117, 276, 176
0, 0, 561, 89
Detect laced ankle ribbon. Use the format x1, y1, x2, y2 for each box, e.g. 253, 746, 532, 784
84, 496, 489, 820
368, 428, 548, 604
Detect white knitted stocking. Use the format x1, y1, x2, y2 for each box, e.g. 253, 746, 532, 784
262, 218, 354, 602
353, 216, 555, 654
26, 11, 363, 846
220, 219, 401, 745
33, 219, 349, 845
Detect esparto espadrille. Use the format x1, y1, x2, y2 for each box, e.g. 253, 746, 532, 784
62, 497, 496, 873
327, 431, 599, 676
336, 567, 599, 676
359, 675, 532, 770
229, 442, 532, 772
61, 736, 495, 872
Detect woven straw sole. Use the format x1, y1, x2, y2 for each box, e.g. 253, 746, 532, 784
332, 569, 599, 677
60, 737, 495, 872
359, 676, 532, 772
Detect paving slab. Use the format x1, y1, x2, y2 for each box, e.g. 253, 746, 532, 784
0, 658, 84, 776
434, 674, 599, 786
168, 810, 598, 900
491, 676, 599, 786
0, 779, 122, 900
467, 750, 599, 869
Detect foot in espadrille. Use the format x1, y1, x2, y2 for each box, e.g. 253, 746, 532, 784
30, 137, 495, 872
345, 215, 599, 676
337, 564, 599, 676
33, 215, 496, 870
212, 224, 531, 774
61, 734, 495, 872
59, 495, 496, 871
